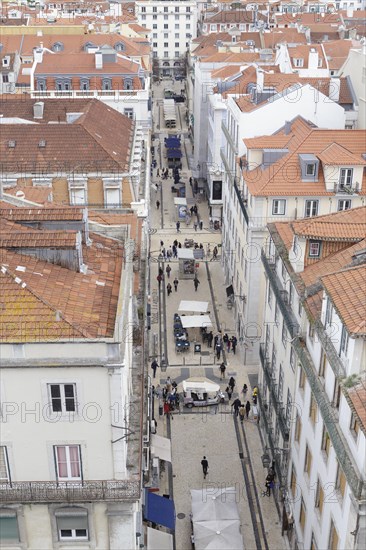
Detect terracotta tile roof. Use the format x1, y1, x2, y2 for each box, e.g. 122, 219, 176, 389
243, 119, 366, 196
0, 96, 99, 123
322, 39, 360, 71
203, 10, 257, 24
289, 44, 327, 69
274, 12, 342, 26
211, 65, 244, 80
292, 207, 366, 241
202, 52, 261, 64
34, 52, 141, 75
317, 143, 366, 165
344, 373, 366, 435
0, 232, 123, 341
262, 29, 307, 48
0, 219, 77, 249
243, 135, 293, 149
5, 186, 53, 205
321, 264, 366, 336
0, 206, 84, 222
305, 289, 323, 319
1, 99, 133, 173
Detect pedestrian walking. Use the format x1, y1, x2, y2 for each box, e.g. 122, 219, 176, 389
151, 359, 159, 378
223, 333, 229, 346
199, 220, 203, 230
157, 168, 160, 177
239, 404, 245, 422
228, 377, 236, 391
173, 278, 179, 292
231, 335, 237, 354
193, 221, 198, 231
213, 246, 218, 259
219, 362, 226, 379
166, 264, 172, 278
226, 385, 233, 401
214, 334, 219, 348
189, 176, 193, 187
245, 400, 251, 419
156, 200, 160, 210
157, 274, 162, 287
193, 276, 200, 292
231, 397, 241, 417
178, 242, 182, 248
215, 342, 222, 360
176, 221, 181, 233
241, 384, 248, 398
167, 283, 172, 296
227, 339, 231, 353
207, 331, 213, 348
201, 456, 209, 479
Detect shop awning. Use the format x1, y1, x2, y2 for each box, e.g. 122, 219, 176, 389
179, 301, 209, 313
166, 149, 183, 158
144, 491, 175, 530
147, 527, 173, 550
151, 434, 172, 462
177, 248, 194, 259
181, 315, 212, 328
165, 138, 180, 147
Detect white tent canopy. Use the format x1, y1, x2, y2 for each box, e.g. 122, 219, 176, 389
181, 315, 212, 328
191, 488, 240, 521
150, 434, 172, 462
174, 197, 187, 206
147, 527, 173, 550
182, 377, 220, 394
178, 300, 209, 313
177, 248, 194, 260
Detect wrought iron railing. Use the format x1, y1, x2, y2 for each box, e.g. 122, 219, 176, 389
313, 319, 346, 379
221, 121, 238, 154
0, 480, 141, 503
259, 345, 289, 441
261, 250, 299, 338
220, 148, 234, 184
233, 179, 249, 225
292, 337, 363, 499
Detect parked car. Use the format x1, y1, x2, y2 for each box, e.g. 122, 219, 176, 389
173, 95, 185, 103
175, 75, 185, 81
182, 377, 226, 408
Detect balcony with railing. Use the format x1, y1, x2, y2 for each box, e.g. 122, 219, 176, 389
233, 178, 249, 225
259, 344, 290, 441
292, 336, 364, 499
220, 147, 234, 184
0, 480, 141, 504
261, 250, 299, 338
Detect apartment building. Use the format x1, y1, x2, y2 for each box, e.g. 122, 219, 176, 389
341, 42, 366, 129
259, 207, 366, 549
0, 205, 146, 549
0, 97, 148, 209
221, 118, 366, 363
135, 0, 197, 77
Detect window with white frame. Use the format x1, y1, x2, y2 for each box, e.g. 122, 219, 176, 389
339, 168, 353, 188
293, 58, 304, 67
325, 297, 333, 326
56, 507, 88, 541
305, 200, 319, 217
123, 108, 134, 120
338, 199, 351, 211
339, 325, 349, 356
49, 384, 76, 413
309, 240, 321, 258
306, 163, 316, 176
0, 510, 19, 542
272, 199, 286, 215
0, 446, 10, 482
54, 445, 82, 481
70, 188, 86, 205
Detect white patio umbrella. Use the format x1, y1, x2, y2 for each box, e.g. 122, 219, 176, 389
192, 518, 243, 550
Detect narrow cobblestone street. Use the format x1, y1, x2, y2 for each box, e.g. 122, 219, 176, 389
149, 80, 287, 550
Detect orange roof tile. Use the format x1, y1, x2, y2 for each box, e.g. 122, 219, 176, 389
345, 374, 366, 435
321, 264, 366, 336
0, 206, 84, 222
317, 143, 366, 165
292, 207, 366, 241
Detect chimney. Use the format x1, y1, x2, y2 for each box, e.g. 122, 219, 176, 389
34, 47, 44, 64
256, 67, 264, 93
33, 101, 45, 119
308, 48, 319, 70
95, 51, 103, 69
329, 78, 340, 103
346, 7, 354, 18
284, 121, 292, 135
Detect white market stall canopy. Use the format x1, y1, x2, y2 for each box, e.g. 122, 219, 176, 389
147, 527, 173, 550
150, 434, 172, 462
181, 315, 212, 328
174, 197, 187, 206
177, 248, 195, 260
178, 301, 209, 313
182, 377, 220, 393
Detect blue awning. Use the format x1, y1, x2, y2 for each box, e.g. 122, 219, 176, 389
144, 491, 175, 531
166, 149, 182, 158
165, 140, 180, 148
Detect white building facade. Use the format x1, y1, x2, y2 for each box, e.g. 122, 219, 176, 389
135, 0, 197, 77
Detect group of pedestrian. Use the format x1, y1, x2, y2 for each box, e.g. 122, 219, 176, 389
159, 239, 182, 261
154, 376, 180, 419
231, 397, 252, 421
211, 332, 238, 359
225, 376, 236, 400
222, 333, 238, 354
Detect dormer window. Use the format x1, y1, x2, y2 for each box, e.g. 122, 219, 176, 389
52, 42, 64, 52
339, 168, 353, 189
102, 78, 112, 91
309, 240, 321, 258
114, 42, 125, 52
80, 79, 89, 91
124, 78, 133, 90
293, 58, 304, 68
299, 154, 319, 182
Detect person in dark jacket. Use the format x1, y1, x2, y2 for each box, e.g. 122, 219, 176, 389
201, 456, 209, 479
231, 398, 241, 417
245, 400, 251, 419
